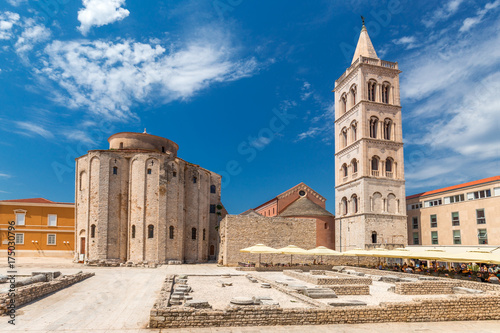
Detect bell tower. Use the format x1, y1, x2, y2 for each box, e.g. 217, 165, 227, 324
334, 22, 407, 251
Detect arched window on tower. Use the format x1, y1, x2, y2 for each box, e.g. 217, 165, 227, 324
341, 127, 348, 147
372, 231, 377, 244
210, 185, 216, 193
351, 85, 357, 105
203, 228, 206, 241
341, 197, 348, 215
90, 224, 96, 238
384, 118, 392, 140
352, 194, 358, 213
371, 156, 380, 176
131, 225, 136, 239
113, 166, 118, 175
342, 163, 348, 179
191, 228, 197, 240
351, 121, 357, 141
386, 158, 393, 178
368, 80, 377, 102
169, 226, 174, 239
370, 117, 378, 138
382, 82, 390, 104
351, 159, 358, 174
148, 225, 154, 239
341, 94, 347, 114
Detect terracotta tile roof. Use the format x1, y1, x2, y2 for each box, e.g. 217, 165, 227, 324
406, 175, 500, 200
279, 197, 334, 217
0, 197, 74, 205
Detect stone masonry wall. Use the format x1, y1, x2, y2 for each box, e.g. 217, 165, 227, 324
0, 272, 94, 316
329, 284, 370, 295
394, 281, 460, 295
220, 215, 316, 266
150, 294, 500, 328
283, 270, 372, 285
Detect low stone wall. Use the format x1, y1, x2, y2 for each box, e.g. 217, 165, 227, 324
394, 281, 460, 295
150, 294, 500, 328
344, 267, 500, 293
329, 284, 370, 295
284, 270, 372, 286
0, 272, 94, 316
236, 265, 333, 272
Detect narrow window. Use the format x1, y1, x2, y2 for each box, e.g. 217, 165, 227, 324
430, 214, 437, 228
341, 94, 347, 113
382, 83, 390, 103
210, 185, 216, 193
148, 225, 154, 239
162, 146, 165, 153
370, 117, 378, 138
147, 168, 152, 175
476, 209, 486, 224
478, 229, 488, 244
131, 225, 136, 238
113, 167, 118, 175
412, 217, 419, 229
15, 212, 26, 225
451, 212, 460, 226
453, 230, 461, 245
341, 128, 348, 147
192, 227, 197, 240
169, 226, 174, 239
342, 164, 348, 178
368, 81, 376, 101
324, 223, 328, 229
15, 233, 24, 244
386, 159, 392, 172
342, 197, 348, 215
91, 224, 96, 238
351, 85, 356, 105
352, 195, 358, 213
413, 232, 419, 245
173, 171, 177, 177
47, 234, 56, 245
431, 231, 439, 245
119, 142, 123, 149
48, 214, 57, 226
193, 177, 197, 184
351, 122, 357, 141
371, 157, 379, 171
203, 228, 206, 241
210, 204, 216, 214
210, 245, 215, 256
352, 159, 358, 173
384, 119, 392, 140
371, 232, 377, 244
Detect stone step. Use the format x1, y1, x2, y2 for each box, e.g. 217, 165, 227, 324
328, 300, 367, 307
230, 297, 255, 305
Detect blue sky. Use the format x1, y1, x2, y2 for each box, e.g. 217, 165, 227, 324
0, 0, 499, 214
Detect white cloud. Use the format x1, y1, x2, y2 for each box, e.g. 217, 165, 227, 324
15, 19, 51, 54
393, 36, 419, 50
6, 0, 26, 6
78, 0, 130, 35
0, 11, 20, 40
63, 129, 97, 145
38, 36, 258, 120
0, 172, 11, 178
296, 102, 334, 142
301, 81, 312, 101
460, 0, 500, 32
423, 0, 464, 27
15, 121, 54, 139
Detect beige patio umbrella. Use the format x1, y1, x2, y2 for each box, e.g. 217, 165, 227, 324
276, 245, 308, 265
306, 246, 342, 263
439, 250, 500, 265
405, 249, 448, 261
379, 248, 413, 258
341, 248, 370, 266
239, 244, 279, 266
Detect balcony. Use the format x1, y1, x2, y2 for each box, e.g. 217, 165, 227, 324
342, 176, 348, 183
386, 171, 393, 178
371, 170, 379, 177
352, 172, 358, 179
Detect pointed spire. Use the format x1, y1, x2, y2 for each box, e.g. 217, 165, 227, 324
351, 18, 378, 64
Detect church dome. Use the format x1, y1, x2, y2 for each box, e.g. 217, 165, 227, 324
108, 131, 178, 156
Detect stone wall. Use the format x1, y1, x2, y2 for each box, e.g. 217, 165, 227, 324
219, 215, 316, 266
329, 284, 370, 295
0, 272, 94, 316
150, 294, 500, 328
283, 270, 372, 286
394, 281, 459, 295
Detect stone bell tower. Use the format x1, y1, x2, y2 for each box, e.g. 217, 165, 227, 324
334, 22, 407, 251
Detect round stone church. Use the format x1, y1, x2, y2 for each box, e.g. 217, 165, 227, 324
75, 131, 224, 264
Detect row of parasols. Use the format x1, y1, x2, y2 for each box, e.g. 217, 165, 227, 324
239, 244, 500, 266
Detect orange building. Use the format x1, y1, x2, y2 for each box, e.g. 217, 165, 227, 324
0, 198, 75, 257
246, 183, 335, 249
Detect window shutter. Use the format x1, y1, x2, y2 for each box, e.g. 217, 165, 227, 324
443, 197, 450, 204
467, 193, 474, 200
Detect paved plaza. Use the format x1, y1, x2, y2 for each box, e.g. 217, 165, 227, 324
1, 258, 499, 332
